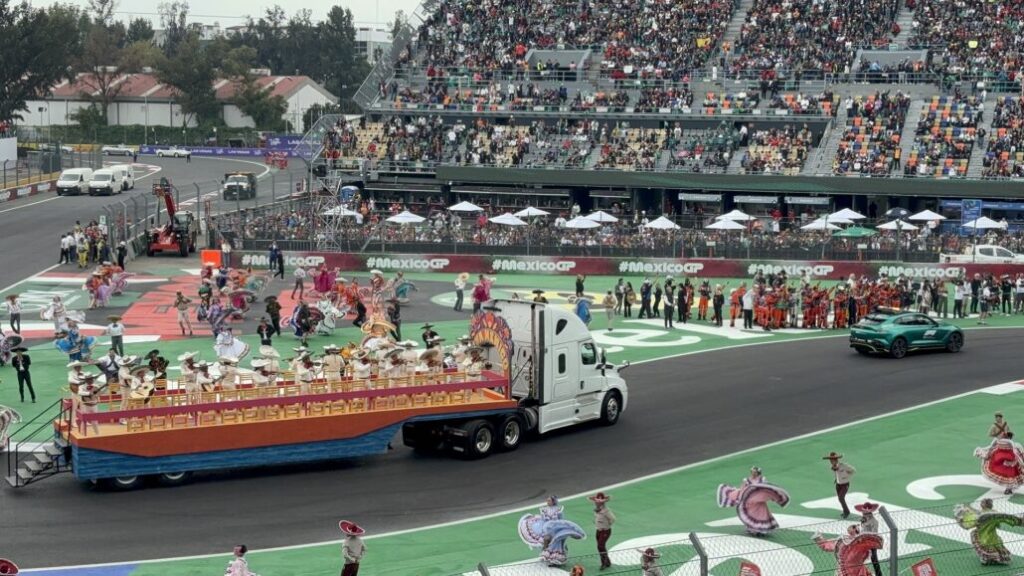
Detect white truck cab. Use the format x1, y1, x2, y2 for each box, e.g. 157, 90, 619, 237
942, 244, 1024, 264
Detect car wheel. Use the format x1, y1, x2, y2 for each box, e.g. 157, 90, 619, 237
156, 471, 192, 487
946, 332, 963, 353
889, 337, 908, 360
600, 391, 622, 426
107, 475, 143, 490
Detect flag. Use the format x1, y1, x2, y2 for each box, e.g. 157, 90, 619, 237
738, 561, 762, 576
911, 558, 938, 576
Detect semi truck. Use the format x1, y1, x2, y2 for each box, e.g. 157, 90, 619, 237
5, 300, 628, 489
222, 172, 257, 200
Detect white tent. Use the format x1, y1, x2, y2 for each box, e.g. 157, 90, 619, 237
715, 209, 754, 221
449, 201, 484, 212
800, 220, 841, 231
962, 216, 1002, 230
322, 206, 360, 217
829, 208, 866, 220
908, 209, 946, 221
514, 206, 550, 217
876, 220, 918, 231
817, 216, 853, 226
705, 219, 746, 230
385, 210, 426, 224
565, 216, 601, 229
489, 213, 528, 226
585, 210, 619, 223
643, 216, 681, 230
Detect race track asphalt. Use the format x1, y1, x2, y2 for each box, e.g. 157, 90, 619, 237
4, 327, 1021, 567
0, 156, 302, 288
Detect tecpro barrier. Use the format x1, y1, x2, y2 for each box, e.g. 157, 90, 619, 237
234, 251, 1024, 279
0, 179, 56, 203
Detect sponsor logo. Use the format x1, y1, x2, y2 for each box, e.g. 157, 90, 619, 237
878, 265, 964, 279
491, 259, 577, 272
366, 256, 450, 270
37, 182, 51, 192
618, 260, 704, 275
15, 187, 31, 198
747, 263, 835, 277
241, 254, 325, 267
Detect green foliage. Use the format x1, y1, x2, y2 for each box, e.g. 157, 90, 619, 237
302, 102, 344, 132
0, 1, 83, 122
156, 33, 220, 126
125, 17, 154, 44
69, 104, 105, 134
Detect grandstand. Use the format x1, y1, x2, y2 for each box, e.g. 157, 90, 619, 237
293, 0, 1024, 236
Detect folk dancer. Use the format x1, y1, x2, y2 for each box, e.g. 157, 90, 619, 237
990, 411, 1012, 438
954, 498, 1024, 565
339, 520, 366, 576
974, 432, 1024, 494
812, 525, 883, 576
717, 466, 790, 536
225, 544, 258, 576
5, 294, 21, 334
590, 492, 616, 570
856, 502, 883, 576
824, 452, 856, 518
640, 548, 663, 576
174, 291, 193, 336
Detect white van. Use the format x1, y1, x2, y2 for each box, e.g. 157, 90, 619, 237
56, 168, 93, 196
88, 165, 134, 196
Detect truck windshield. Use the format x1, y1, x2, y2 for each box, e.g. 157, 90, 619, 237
227, 177, 247, 185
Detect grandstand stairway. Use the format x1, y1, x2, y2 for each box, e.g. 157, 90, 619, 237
892, 3, 916, 47
896, 100, 924, 171
720, 0, 755, 52
802, 104, 849, 175
967, 111, 996, 178
727, 147, 748, 173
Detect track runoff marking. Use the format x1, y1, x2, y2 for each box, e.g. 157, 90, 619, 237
24, 369, 1024, 573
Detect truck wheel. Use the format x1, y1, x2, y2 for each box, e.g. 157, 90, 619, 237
157, 471, 192, 487
107, 475, 143, 490
600, 391, 622, 426
463, 419, 495, 459
179, 242, 188, 257
498, 415, 523, 452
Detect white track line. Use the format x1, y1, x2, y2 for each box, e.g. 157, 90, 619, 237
25, 379, 1021, 572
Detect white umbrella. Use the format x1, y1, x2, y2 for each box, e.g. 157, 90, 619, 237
817, 216, 853, 226
715, 209, 754, 222
489, 213, 528, 226
800, 220, 841, 231
449, 200, 483, 212
643, 216, 681, 230
322, 206, 360, 217
829, 208, 866, 220
385, 210, 426, 224
565, 216, 600, 229
514, 206, 550, 217
908, 209, 946, 221
962, 216, 1002, 230
585, 210, 619, 223
876, 220, 918, 231
705, 219, 746, 230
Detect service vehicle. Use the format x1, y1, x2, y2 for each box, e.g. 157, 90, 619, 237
38, 143, 75, 154
849, 308, 964, 359
156, 146, 191, 158
941, 244, 1024, 264
55, 168, 93, 196
146, 178, 197, 257
4, 300, 629, 489
222, 172, 257, 200
101, 144, 133, 156
88, 165, 134, 195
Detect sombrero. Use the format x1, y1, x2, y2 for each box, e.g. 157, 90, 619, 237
4, 294, 17, 300
218, 356, 239, 365
466, 346, 484, 356
457, 334, 471, 342
263, 295, 278, 302
532, 289, 545, 295
457, 272, 470, 282
66, 360, 87, 369
386, 349, 404, 360
421, 323, 435, 330
323, 344, 341, 352
259, 345, 281, 358
588, 492, 611, 503
0, 557, 20, 574
176, 351, 198, 362
120, 355, 140, 366
354, 349, 369, 360
11, 347, 28, 353
251, 358, 270, 369
822, 452, 843, 460
130, 364, 149, 375
419, 348, 442, 361
642, 548, 661, 559
146, 349, 161, 358
336, 277, 347, 283
398, 340, 419, 348
193, 360, 211, 369
292, 346, 309, 353
855, 502, 880, 514
339, 520, 365, 536
370, 269, 384, 275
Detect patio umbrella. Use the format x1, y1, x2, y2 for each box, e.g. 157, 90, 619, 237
833, 225, 877, 238
322, 206, 360, 217
962, 216, 1002, 230
908, 209, 946, 221
385, 210, 426, 224
489, 213, 528, 226
715, 209, 754, 221
877, 220, 918, 231
449, 200, 484, 212
585, 210, 619, 223
705, 219, 746, 230
514, 206, 550, 217
829, 208, 866, 220
800, 220, 841, 231
565, 216, 600, 229
818, 216, 853, 226
643, 216, 681, 230
885, 207, 910, 219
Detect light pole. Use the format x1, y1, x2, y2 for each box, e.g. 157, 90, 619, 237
182, 128, 186, 147
212, 127, 218, 146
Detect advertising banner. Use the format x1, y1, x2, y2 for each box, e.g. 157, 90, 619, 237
236, 251, 1024, 280
960, 198, 982, 236
139, 146, 301, 158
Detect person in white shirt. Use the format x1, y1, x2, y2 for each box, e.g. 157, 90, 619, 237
104, 316, 125, 356
217, 357, 239, 390
225, 544, 257, 576
340, 521, 366, 576
322, 345, 345, 383
351, 351, 372, 381
250, 359, 272, 387
291, 266, 307, 300
5, 294, 21, 333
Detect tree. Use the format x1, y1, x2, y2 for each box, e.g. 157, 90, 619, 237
157, 0, 190, 56
389, 9, 408, 43
156, 32, 220, 126
318, 6, 370, 108
126, 17, 154, 44
0, 1, 82, 122
233, 79, 287, 131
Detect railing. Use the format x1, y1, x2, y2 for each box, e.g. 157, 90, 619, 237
4, 398, 71, 487
352, 1, 423, 110
73, 371, 510, 436
368, 98, 831, 118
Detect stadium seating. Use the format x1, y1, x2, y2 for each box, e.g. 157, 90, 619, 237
982, 96, 1024, 178
904, 95, 979, 178
833, 91, 911, 176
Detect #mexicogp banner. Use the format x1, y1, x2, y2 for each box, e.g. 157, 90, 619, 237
234, 251, 1024, 280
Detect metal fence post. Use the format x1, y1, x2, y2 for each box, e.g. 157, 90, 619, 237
879, 506, 898, 576
688, 532, 708, 576
475, 563, 491, 576
194, 183, 201, 222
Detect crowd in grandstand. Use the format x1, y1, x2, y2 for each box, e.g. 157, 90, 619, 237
833, 91, 911, 176
982, 96, 1024, 178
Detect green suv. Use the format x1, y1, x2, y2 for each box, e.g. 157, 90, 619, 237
849, 308, 964, 359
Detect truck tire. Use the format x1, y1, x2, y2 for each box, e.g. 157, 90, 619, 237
156, 471, 192, 487
462, 419, 495, 460
599, 391, 622, 427
178, 242, 188, 257
497, 415, 523, 452
106, 475, 144, 490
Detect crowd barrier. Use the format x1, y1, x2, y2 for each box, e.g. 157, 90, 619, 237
0, 178, 56, 204
234, 251, 1024, 280
137, 146, 302, 158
